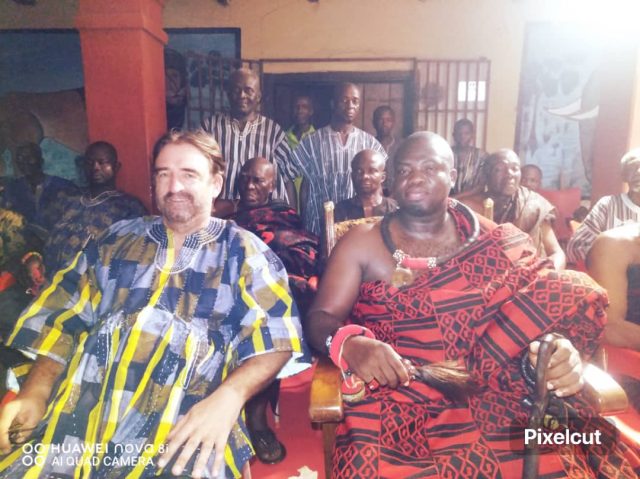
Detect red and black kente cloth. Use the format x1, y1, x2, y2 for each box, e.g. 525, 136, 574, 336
232, 201, 319, 315
333, 200, 640, 478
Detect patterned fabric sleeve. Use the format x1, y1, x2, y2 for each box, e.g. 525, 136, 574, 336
289, 135, 315, 179
124, 195, 148, 217
368, 136, 388, 159
226, 229, 309, 379
272, 126, 299, 182
566, 196, 610, 264
5, 244, 101, 365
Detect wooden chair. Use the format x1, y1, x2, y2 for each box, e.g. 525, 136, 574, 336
310, 201, 383, 477
538, 187, 582, 245
322, 200, 383, 259
309, 204, 630, 479
311, 352, 628, 478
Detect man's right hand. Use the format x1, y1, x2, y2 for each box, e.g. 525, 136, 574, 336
0, 393, 46, 454
341, 335, 411, 389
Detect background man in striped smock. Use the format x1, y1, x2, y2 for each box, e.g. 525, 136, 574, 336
0, 130, 308, 479
291, 83, 386, 235
203, 68, 298, 217
567, 148, 640, 265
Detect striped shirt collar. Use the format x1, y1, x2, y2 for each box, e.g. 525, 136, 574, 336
221, 113, 266, 136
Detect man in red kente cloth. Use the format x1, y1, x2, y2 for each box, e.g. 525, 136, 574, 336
305, 131, 640, 478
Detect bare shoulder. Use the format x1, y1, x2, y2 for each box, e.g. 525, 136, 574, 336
330, 221, 395, 283
589, 224, 640, 265
598, 223, 640, 243
334, 221, 384, 255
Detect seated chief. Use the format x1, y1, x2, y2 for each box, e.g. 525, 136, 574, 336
305, 132, 639, 478
228, 157, 320, 464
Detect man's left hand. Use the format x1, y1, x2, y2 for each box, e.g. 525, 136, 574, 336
158, 384, 243, 478
528, 337, 583, 397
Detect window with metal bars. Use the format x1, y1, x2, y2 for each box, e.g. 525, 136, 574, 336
414, 59, 491, 150
179, 56, 490, 150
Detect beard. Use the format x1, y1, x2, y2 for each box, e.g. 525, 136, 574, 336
157, 192, 202, 224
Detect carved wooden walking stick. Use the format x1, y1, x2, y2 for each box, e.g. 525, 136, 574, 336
523, 333, 557, 479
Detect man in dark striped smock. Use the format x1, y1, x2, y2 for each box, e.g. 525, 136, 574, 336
291, 83, 386, 235
203, 68, 297, 215
567, 148, 640, 265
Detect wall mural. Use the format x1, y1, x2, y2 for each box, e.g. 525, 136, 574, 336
0, 28, 240, 182
515, 23, 602, 196
0, 30, 87, 184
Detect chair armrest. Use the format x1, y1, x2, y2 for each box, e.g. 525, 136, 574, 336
582, 363, 629, 415
309, 356, 343, 423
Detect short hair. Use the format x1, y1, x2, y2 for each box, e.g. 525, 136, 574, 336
396, 131, 454, 169
453, 118, 474, 133
373, 105, 394, 124
293, 92, 313, 103
152, 129, 225, 178
482, 148, 520, 177
351, 149, 386, 169
333, 82, 359, 101
620, 148, 640, 169
228, 67, 260, 91
521, 163, 542, 176
86, 141, 118, 164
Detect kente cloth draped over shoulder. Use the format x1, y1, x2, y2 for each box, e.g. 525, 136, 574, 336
333, 201, 639, 478
232, 201, 319, 315
1, 217, 308, 479
496, 186, 556, 257
43, 190, 147, 277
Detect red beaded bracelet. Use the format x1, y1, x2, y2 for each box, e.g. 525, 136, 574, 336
328, 324, 375, 370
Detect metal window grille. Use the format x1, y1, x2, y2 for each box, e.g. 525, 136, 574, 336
182, 52, 261, 129
414, 59, 490, 149
180, 56, 490, 149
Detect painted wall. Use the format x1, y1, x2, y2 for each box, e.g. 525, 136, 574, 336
3, 0, 638, 164
162, 0, 593, 152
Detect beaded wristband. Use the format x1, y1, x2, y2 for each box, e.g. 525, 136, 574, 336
328, 324, 375, 370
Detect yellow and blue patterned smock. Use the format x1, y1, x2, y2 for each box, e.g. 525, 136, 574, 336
1, 216, 309, 478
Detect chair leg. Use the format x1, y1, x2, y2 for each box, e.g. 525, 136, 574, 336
322, 422, 337, 479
